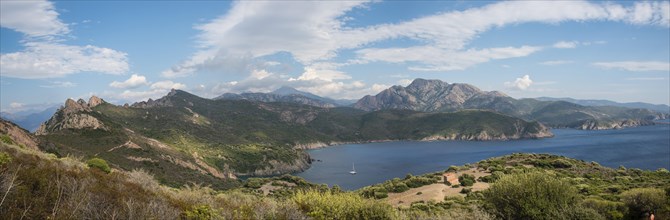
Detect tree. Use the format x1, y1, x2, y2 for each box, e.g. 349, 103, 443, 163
620, 188, 666, 219
483, 171, 600, 219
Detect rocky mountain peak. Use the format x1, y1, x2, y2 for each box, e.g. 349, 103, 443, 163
406, 78, 449, 90
88, 96, 104, 107
354, 78, 497, 112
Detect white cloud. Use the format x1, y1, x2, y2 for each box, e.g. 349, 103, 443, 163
163, 0, 670, 95
398, 79, 413, 86
593, 61, 670, 72
103, 81, 187, 103
109, 74, 149, 89
0, 0, 130, 79
505, 75, 533, 90
357, 45, 542, 71
40, 81, 76, 88
0, 42, 129, 79
0, 0, 69, 38
9, 102, 24, 109
626, 77, 667, 81
539, 60, 574, 65
150, 81, 187, 90
553, 41, 579, 49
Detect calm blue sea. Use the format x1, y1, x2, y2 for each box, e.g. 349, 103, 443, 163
296, 124, 670, 190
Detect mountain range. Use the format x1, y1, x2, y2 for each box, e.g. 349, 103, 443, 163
0, 106, 59, 132
5, 78, 667, 188
215, 86, 356, 108
33, 87, 551, 188
536, 97, 670, 113
354, 79, 667, 129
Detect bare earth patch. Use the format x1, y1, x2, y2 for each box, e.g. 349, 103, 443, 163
385, 167, 491, 207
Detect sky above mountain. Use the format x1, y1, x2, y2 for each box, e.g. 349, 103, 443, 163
1, 0, 669, 112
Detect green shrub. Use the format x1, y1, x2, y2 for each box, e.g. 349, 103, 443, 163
0, 134, 15, 145
582, 198, 626, 220
620, 188, 666, 219
0, 152, 11, 165
373, 191, 388, 199
460, 188, 472, 194
182, 205, 218, 219
483, 171, 598, 219
292, 190, 396, 219
459, 174, 475, 187
245, 177, 266, 189
392, 183, 410, 193
86, 157, 111, 173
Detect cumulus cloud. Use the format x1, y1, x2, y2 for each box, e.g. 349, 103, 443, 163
109, 74, 149, 89
593, 61, 670, 72
505, 75, 533, 90
150, 81, 187, 90
0, 0, 129, 79
0, 42, 129, 79
0, 0, 69, 38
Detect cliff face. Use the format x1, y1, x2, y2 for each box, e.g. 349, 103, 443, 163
239, 153, 312, 176
35, 96, 108, 135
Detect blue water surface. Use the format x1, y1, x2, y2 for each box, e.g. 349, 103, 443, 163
296, 124, 670, 190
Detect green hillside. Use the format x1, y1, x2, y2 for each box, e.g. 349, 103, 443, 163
36, 90, 550, 189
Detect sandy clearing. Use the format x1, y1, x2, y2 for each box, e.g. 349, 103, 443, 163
385, 167, 491, 207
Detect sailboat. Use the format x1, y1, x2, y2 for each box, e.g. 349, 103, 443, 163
349, 162, 357, 175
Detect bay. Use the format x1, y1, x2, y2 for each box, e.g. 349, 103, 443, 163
296, 124, 670, 190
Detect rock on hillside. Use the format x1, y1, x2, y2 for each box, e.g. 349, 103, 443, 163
35, 96, 107, 135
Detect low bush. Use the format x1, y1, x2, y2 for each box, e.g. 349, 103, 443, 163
86, 157, 111, 173
292, 190, 396, 219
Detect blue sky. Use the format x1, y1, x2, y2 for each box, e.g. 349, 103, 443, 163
1, 1, 669, 113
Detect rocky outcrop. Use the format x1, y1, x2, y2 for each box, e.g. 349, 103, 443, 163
0, 119, 40, 150
35, 97, 107, 135
576, 119, 656, 130
88, 96, 104, 107
354, 78, 508, 112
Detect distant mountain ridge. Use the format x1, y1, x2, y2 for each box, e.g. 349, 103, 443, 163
214, 86, 355, 108
536, 97, 670, 113
354, 78, 667, 129
0, 106, 59, 132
